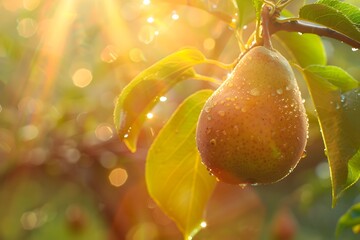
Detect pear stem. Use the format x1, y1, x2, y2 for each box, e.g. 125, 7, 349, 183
261, 4, 273, 50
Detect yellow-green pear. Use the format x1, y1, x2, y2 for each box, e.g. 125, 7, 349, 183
196, 46, 308, 185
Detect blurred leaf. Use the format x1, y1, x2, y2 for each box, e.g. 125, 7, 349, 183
275, 10, 326, 67
114, 48, 208, 153
303, 65, 360, 206
233, 0, 256, 28
336, 203, 360, 238
299, 3, 360, 42
146, 89, 216, 239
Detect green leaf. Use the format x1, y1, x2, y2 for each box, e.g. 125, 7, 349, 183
113, 48, 208, 152
305, 65, 359, 91
299, 3, 360, 42
317, 0, 360, 27
146, 89, 217, 239
275, 32, 326, 67
303, 65, 360, 206
275, 10, 326, 67
336, 203, 360, 238
233, 0, 256, 28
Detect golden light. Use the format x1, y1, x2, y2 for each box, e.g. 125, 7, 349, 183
109, 168, 128, 187
147, 16, 155, 23
171, 11, 180, 21
101, 0, 132, 54
146, 113, 154, 119
143, 0, 151, 6
72, 68, 93, 88
200, 221, 207, 228
159, 96, 167, 102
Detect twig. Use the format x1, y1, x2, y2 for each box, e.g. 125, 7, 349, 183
269, 19, 360, 49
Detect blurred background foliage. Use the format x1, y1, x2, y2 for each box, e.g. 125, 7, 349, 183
0, 0, 359, 239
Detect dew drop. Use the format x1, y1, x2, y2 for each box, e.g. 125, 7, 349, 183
302, 99, 305, 103
124, 133, 129, 139
206, 128, 211, 134
335, 103, 340, 110
276, 88, 283, 95
205, 106, 211, 113
207, 116, 212, 120
222, 130, 227, 135
200, 221, 207, 228
238, 184, 247, 189
243, 25, 248, 30
210, 139, 216, 146
340, 95, 346, 103
285, 85, 292, 91
241, 107, 247, 112
233, 125, 239, 134
250, 88, 260, 96
352, 48, 359, 52
301, 150, 307, 159
218, 110, 225, 116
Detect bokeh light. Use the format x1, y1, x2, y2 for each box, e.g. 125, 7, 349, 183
19, 124, 39, 141
159, 96, 167, 102
109, 168, 128, 187
17, 18, 38, 38
95, 123, 114, 141
146, 113, 154, 119
72, 68, 93, 88
101, 45, 119, 63
23, 0, 41, 11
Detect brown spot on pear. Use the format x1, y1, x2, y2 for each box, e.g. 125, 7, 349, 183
196, 46, 308, 185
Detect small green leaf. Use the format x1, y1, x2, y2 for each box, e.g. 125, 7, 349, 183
336, 203, 360, 238
299, 3, 360, 42
275, 10, 326, 67
303, 65, 360, 206
113, 48, 207, 152
146, 89, 216, 239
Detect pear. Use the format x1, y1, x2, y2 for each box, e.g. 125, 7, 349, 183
196, 46, 308, 185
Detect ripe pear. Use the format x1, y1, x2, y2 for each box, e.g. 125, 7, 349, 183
196, 46, 308, 185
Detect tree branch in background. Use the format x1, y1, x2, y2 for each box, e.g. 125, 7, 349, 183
269, 19, 360, 49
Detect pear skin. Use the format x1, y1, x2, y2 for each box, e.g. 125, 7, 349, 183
196, 46, 308, 185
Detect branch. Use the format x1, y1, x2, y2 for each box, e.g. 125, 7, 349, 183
269, 19, 360, 49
